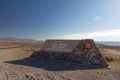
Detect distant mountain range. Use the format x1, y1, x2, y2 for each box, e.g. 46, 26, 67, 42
0, 37, 120, 46
0, 37, 44, 44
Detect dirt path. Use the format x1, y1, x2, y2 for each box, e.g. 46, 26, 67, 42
0, 47, 32, 62
0, 47, 120, 80
102, 49, 120, 55
0, 62, 120, 80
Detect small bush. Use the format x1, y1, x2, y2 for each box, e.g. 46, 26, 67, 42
95, 71, 104, 78
23, 46, 33, 51
105, 56, 114, 62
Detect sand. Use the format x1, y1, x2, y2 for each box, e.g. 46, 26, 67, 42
0, 46, 120, 80
102, 48, 120, 55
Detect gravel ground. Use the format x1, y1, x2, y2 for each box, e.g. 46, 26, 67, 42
102, 48, 120, 55
0, 47, 120, 80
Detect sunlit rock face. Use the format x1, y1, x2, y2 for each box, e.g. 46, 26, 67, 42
31, 39, 108, 66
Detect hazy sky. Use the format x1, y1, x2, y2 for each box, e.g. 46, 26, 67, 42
0, 0, 120, 41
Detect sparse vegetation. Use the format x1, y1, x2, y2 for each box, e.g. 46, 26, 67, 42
95, 71, 104, 78
98, 45, 120, 69
23, 46, 33, 51
0, 43, 120, 80
0, 42, 42, 51
105, 56, 114, 62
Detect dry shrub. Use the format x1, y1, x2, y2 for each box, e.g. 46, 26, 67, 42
105, 56, 114, 62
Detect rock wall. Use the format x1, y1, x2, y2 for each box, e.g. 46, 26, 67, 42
31, 39, 108, 66
68, 40, 107, 65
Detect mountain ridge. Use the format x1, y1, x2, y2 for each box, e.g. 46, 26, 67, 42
0, 37, 44, 44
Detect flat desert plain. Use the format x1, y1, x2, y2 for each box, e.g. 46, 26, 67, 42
0, 42, 120, 80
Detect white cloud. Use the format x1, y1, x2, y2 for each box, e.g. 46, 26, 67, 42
55, 29, 120, 41
93, 16, 101, 21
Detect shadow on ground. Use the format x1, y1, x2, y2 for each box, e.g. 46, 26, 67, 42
5, 57, 107, 71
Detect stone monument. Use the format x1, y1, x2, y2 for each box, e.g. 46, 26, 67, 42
31, 39, 108, 66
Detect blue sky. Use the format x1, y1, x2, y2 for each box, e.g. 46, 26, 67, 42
0, 0, 120, 41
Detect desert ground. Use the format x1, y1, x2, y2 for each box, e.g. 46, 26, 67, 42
0, 42, 120, 80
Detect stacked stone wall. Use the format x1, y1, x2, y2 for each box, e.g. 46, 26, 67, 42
31, 39, 108, 66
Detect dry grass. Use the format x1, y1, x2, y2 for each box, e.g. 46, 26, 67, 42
98, 45, 120, 69
0, 42, 42, 51
94, 71, 105, 78
0, 42, 43, 62
0, 43, 120, 80
0, 42, 22, 48
0, 42, 120, 70
103, 53, 120, 69
98, 45, 120, 51
23, 45, 42, 52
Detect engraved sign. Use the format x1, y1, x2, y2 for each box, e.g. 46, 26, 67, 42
45, 41, 72, 52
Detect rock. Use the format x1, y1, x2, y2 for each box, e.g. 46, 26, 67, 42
31, 39, 108, 67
